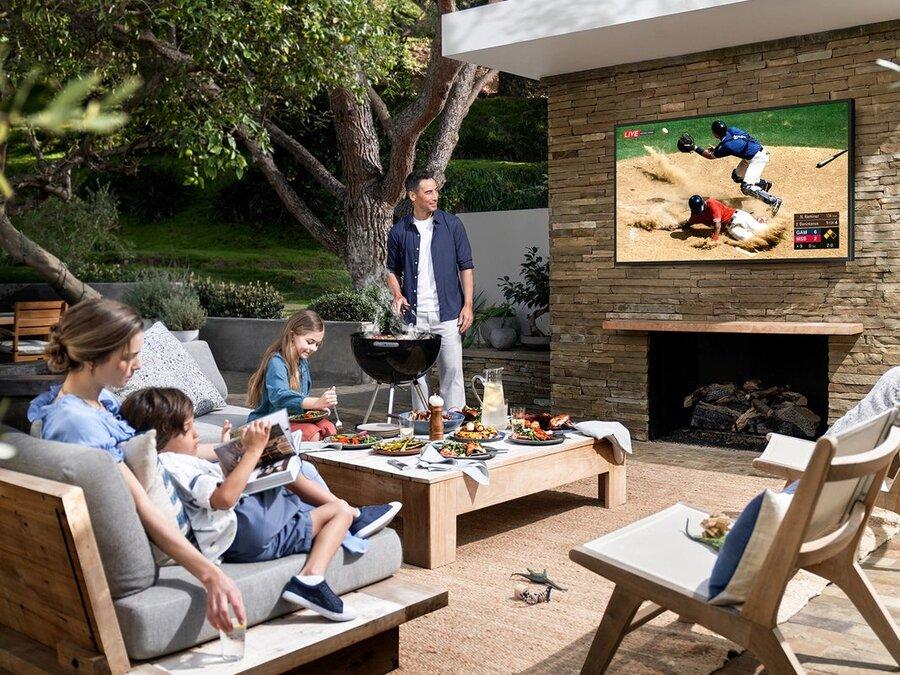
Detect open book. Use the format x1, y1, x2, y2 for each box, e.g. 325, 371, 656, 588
214, 409, 301, 495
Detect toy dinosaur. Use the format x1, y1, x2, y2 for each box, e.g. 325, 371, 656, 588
510, 567, 567, 591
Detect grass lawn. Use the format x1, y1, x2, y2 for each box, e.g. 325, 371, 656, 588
616, 99, 851, 160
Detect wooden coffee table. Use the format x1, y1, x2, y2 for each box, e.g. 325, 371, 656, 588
302, 434, 626, 569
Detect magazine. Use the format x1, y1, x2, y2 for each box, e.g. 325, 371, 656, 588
213, 409, 301, 495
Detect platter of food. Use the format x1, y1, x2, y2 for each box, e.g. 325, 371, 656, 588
289, 409, 329, 424
509, 424, 565, 446
432, 439, 496, 460
327, 432, 381, 449
459, 405, 481, 421
521, 412, 576, 431
371, 437, 428, 456
400, 410, 465, 434
452, 422, 503, 443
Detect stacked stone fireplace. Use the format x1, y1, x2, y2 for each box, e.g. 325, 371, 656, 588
647, 332, 829, 450
545, 21, 899, 442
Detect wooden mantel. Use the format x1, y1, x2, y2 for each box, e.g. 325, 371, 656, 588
601, 319, 864, 336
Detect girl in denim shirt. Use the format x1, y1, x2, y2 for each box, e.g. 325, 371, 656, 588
247, 310, 338, 441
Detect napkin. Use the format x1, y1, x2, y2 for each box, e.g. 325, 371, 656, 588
574, 421, 632, 465
298, 440, 343, 453
417, 444, 490, 485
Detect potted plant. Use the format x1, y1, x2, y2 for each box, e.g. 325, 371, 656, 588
123, 270, 207, 341
498, 246, 550, 349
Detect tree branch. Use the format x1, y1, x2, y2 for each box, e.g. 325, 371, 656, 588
379, 0, 463, 204
235, 126, 345, 257
262, 120, 345, 199
367, 84, 393, 135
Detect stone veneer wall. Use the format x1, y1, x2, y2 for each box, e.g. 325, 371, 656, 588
545, 20, 900, 441
430, 348, 551, 410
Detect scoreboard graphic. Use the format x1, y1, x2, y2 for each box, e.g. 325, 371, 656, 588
794, 212, 839, 250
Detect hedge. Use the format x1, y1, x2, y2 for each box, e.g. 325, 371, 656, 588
440, 159, 547, 213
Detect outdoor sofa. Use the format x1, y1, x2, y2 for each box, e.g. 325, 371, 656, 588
0, 338, 446, 673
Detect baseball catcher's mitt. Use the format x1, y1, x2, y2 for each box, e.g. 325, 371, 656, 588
677, 132, 695, 153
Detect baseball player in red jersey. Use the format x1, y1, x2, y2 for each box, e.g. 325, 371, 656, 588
685, 195, 769, 242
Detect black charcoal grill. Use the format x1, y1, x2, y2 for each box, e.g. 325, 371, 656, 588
351, 332, 442, 423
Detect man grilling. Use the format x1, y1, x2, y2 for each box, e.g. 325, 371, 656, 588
386, 169, 475, 411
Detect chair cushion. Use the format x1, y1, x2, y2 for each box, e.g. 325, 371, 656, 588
708, 482, 798, 605
0, 428, 157, 598
122, 431, 192, 567
113, 322, 226, 416
114, 528, 403, 660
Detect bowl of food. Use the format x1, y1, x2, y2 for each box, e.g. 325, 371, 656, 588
399, 409, 466, 435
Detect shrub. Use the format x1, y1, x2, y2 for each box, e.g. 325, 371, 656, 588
191, 276, 284, 319
308, 289, 381, 323
83, 164, 189, 222
441, 160, 547, 213
453, 96, 547, 162
68, 261, 141, 282
123, 270, 207, 330
11, 186, 128, 266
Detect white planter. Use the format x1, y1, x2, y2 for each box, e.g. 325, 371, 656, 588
171, 330, 200, 342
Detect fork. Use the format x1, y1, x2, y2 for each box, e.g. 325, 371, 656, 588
331, 387, 343, 431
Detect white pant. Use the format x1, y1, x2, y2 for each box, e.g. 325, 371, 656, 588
411, 311, 466, 410
734, 149, 769, 185
727, 209, 768, 241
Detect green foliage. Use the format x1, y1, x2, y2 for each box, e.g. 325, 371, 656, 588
83, 164, 190, 222
190, 276, 285, 319
124, 269, 207, 330
68, 261, 140, 282
308, 289, 381, 323
498, 247, 550, 312
463, 290, 516, 348
11, 186, 128, 265
452, 97, 547, 162
441, 160, 547, 213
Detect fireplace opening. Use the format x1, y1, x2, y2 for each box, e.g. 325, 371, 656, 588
648, 332, 829, 451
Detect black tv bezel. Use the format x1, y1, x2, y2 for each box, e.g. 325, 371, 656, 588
612, 98, 855, 266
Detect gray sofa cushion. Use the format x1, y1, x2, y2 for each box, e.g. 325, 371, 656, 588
0, 428, 157, 598
197, 404, 251, 430
115, 528, 403, 659
182, 340, 228, 400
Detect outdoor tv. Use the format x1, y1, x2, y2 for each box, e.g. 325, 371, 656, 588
614, 99, 853, 264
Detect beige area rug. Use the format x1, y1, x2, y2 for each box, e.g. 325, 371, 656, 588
392, 461, 899, 674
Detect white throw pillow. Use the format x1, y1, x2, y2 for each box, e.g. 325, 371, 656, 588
122, 431, 193, 567
113, 322, 226, 416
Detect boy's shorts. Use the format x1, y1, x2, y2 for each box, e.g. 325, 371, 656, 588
223, 488, 313, 563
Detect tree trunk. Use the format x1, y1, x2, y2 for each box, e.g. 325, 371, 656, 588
344, 195, 394, 289
0, 212, 99, 304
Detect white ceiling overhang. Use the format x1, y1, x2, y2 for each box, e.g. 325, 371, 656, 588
442, 0, 900, 80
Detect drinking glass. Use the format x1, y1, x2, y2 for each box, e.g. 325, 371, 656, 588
219, 618, 246, 662
510, 406, 526, 431
399, 415, 415, 440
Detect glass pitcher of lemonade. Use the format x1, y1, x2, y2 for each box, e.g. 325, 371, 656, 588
471, 367, 508, 430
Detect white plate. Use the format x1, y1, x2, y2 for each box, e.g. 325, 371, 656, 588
356, 422, 400, 438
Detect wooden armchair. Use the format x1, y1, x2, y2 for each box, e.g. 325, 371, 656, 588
570, 406, 900, 674
0, 300, 66, 363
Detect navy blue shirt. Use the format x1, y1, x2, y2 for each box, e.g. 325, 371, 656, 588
713, 126, 762, 160
387, 209, 475, 323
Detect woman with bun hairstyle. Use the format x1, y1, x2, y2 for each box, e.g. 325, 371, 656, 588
27, 298, 245, 633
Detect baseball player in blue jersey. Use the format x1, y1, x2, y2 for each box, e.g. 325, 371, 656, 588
678, 120, 783, 215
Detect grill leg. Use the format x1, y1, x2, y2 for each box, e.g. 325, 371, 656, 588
361, 382, 381, 426
386, 384, 396, 423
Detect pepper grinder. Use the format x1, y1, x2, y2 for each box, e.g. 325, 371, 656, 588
429, 393, 445, 440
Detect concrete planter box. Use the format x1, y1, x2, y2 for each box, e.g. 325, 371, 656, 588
200, 317, 371, 385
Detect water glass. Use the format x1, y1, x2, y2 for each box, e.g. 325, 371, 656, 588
510, 406, 526, 431
399, 416, 415, 440
219, 618, 246, 662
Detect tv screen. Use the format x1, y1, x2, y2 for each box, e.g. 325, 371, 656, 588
614, 100, 853, 264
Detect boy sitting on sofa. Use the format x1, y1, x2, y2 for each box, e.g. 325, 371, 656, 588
121, 387, 400, 621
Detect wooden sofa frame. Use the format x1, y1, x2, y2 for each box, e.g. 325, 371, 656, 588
0, 468, 446, 674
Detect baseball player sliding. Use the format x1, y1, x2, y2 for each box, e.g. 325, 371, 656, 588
678, 120, 783, 215
684, 195, 770, 243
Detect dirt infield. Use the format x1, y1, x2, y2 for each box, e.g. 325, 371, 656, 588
615, 146, 849, 262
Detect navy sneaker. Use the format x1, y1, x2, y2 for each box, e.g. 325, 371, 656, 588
282, 576, 356, 621
350, 502, 402, 539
